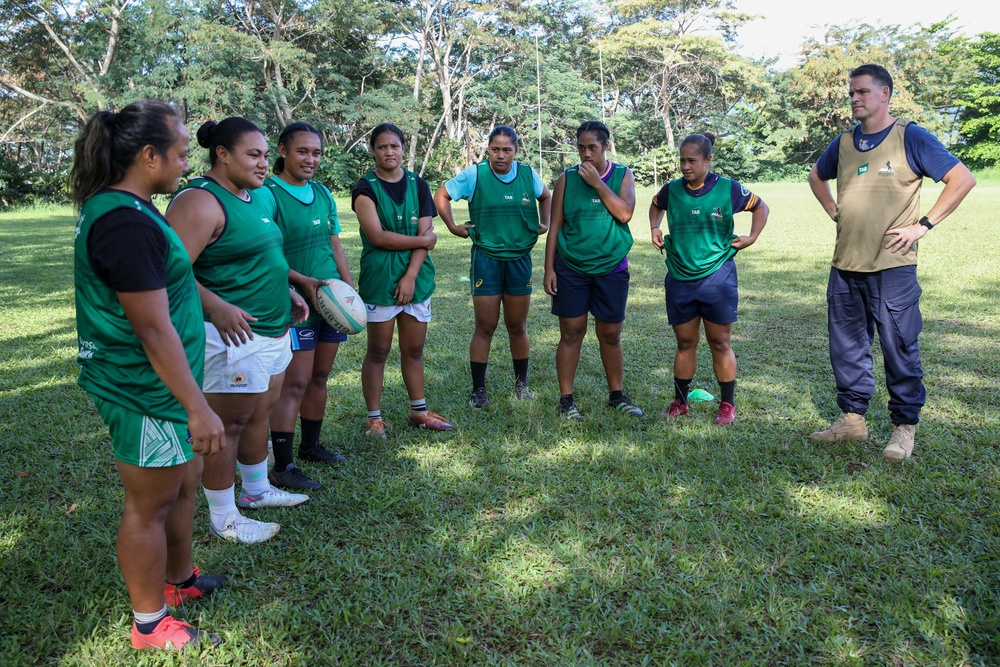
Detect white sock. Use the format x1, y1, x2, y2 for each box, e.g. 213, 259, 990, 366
134, 604, 168, 628
409, 398, 426, 412
240, 457, 271, 495
203, 485, 238, 529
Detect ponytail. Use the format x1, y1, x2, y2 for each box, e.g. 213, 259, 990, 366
197, 117, 263, 166
69, 100, 179, 206
274, 121, 322, 175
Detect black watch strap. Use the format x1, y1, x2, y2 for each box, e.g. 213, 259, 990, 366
918, 216, 934, 231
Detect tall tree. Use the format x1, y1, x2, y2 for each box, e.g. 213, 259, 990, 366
954, 33, 1000, 168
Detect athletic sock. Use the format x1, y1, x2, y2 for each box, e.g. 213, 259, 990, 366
513, 357, 529, 385
471, 361, 487, 391
240, 458, 271, 495
674, 377, 693, 404
300, 417, 322, 450
169, 571, 199, 588
410, 398, 427, 413
719, 380, 736, 405
134, 605, 169, 634
271, 431, 294, 472
559, 394, 575, 408
367, 409, 382, 420
609, 389, 624, 402
203, 485, 237, 531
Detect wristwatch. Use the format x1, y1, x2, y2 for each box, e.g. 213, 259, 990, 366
918, 216, 934, 231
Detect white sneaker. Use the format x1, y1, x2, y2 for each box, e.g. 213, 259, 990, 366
209, 513, 280, 543
236, 485, 309, 509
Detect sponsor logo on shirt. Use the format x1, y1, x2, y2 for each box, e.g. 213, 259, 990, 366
312, 218, 322, 226
504, 194, 513, 201
591, 198, 601, 204
78, 339, 97, 359
740, 185, 750, 197
230, 372, 248, 388
710, 207, 723, 222
858, 163, 869, 176
691, 208, 701, 216
262, 217, 273, 225
522, 193, 530, 205
877, 161, 895, 177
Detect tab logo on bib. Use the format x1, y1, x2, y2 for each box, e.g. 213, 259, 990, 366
858, 163, 869, 176
504, 194, 513, 201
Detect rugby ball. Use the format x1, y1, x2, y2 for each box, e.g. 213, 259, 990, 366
315, 280, 367, 334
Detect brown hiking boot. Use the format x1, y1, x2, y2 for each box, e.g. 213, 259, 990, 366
883, 424, 916, 462
808, 412, 868, 443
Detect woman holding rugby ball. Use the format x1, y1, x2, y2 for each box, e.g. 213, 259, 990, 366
649, 132, 769, 424
71, 100, 224, 650
167, 117, 310, 544
434, 126, 551, 408
543, 120, 642, 420
352, 123, 452, 437
266, 122, 354, 490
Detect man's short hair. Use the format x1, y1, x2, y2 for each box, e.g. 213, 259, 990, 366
850, 64, 893, 98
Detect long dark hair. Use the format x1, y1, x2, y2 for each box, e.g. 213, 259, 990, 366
274, 121, 322, 175
69, 100, 180, 206
196, 117, 263, 166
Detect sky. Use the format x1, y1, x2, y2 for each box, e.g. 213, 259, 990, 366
732, 0, 1000, 69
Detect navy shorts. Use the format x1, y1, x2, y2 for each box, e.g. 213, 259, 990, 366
551, 254, 629, 323
290, 320, 348, 351
470, 246, 533, 296
664, 258, 738, 325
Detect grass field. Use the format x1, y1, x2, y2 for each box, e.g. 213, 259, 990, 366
1, 179, 999, 666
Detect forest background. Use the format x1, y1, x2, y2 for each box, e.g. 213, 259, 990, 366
2, 0, 1000, 205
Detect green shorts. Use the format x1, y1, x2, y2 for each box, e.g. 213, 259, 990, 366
92, 396, 193, 468
470, 246, 533, 296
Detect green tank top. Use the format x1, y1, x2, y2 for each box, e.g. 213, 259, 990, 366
468, 161, 540, 260
663, 176, 738, 281
74, 190, 205, 421
180, 177, 291, 336
266, 177, 340, 326
358, 170, 435, 306
556, 163, 632, 276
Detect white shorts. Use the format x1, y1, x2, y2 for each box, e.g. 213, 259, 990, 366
365, 299, 432, 324
202, 324, 293, 393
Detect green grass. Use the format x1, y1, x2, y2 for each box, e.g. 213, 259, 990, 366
1, 179, 999, 666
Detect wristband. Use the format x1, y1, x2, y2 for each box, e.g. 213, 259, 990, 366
918, 216, 934, 231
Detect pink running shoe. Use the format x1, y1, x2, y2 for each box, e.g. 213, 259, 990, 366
715, 402, 736, 425
131, 615, 222, 650
662, 399, 689, 419
408, 411, 454, 431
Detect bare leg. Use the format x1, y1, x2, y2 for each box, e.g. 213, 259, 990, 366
116, 460, 189, 613
502, 293, 531, 360
397, 313, 428, 401
300, 341, 340, 420
362, 319, 396, 412
470, 295, 501, 364
270, 349, 314, 432
672, 317, 702, 380
595, 319, 625, 392
703, 320, 736, 383
556, 315, 588, 396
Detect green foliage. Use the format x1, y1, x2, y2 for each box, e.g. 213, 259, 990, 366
954, 33, 1000, 169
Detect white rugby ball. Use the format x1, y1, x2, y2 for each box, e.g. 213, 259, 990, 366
315, 280, 367, 334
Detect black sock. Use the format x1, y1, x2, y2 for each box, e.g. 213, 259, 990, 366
471, 361, 487, 390
299, 418, 322, 452
559, 394, 574, 408
513, 357, 529, 385
674, 377, 693, 404
609, 389, 624, 402
719, 380, 736, 405
271, 431, 294, 472
169, 571, 198, 588
134, 609, 168, 634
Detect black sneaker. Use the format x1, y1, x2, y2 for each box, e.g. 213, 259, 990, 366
608, 393, 643, 416
299, 443, 347, 463
514, 381, 533, 401
469, 387, 490, 409
558, 402, 583, 421
269, 465, 321, 490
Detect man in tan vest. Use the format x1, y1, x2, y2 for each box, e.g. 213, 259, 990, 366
807, 64, 976, 462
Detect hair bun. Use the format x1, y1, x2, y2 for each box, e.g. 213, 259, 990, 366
196, 121, 218, 148
703, 132, 716, 145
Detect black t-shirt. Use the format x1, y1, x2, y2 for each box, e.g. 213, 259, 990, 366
351, 173, 437, 218
87, 207, 169, 292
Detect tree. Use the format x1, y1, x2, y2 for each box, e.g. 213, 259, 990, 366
954, 33, 1000, 168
